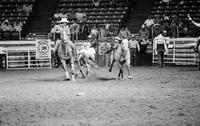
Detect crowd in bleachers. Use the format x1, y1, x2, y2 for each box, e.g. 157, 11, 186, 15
149, 0, 200, 38
0, 0, 36, 40
50, 0, 131, 41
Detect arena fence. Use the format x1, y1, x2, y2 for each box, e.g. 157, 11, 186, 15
153, 38, 199, 65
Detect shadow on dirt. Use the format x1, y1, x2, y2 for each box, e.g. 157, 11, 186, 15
96, 77, 117, 81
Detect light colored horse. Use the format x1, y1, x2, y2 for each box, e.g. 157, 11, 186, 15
99, 39, 132, 79
77, 44, 97, 78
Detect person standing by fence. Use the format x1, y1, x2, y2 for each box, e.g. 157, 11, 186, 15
129, 35, 140, 66
153, 32, 168, 68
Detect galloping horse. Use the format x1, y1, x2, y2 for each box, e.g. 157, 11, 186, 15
56, 32, 76, 81
99, 37, 132, 79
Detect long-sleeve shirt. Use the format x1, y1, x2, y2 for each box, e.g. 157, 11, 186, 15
129, 39, 140, 50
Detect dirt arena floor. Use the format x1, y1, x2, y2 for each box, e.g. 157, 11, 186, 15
0, 66, 200, 126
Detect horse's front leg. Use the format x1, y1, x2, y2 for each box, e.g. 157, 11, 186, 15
70, 63, 76, 81
126, 60, 132, 79
109, 57, 115, 72
85, 63, 91, 76
60, 60, 70, 80
116, 61, 123, 79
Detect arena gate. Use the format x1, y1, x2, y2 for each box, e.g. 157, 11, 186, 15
153, 38, 199, 65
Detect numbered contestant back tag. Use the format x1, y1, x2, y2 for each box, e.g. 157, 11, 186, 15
36, 40, 51, 59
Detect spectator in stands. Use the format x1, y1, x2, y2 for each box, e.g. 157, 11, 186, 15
138, 24, 149, 53
70, 21, 80, 42
169, 18, 177, 38
144, 15, 154, 29
99, 25, 106, 38
129, 34, 140, 66
60, 10, 68, 19
113, 25, 119, 37
79, 22, 89, 40
161, 14, 170, 36
92, 0, 101, 7
1, 19, 13, 40
53, 10, 62, 21
118, 25, 131, 39
22, 3, 33, 13
178, 21, 188, 37
68, 10, 76, 20
90, 25, 99, 38
76, 8, 87, 23
17, 5, 23, 12
13, 20, 23, 32
162, 0, 171, 4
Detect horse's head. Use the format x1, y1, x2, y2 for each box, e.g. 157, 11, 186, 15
60, 31, 70, 43
121, 39, 129, 51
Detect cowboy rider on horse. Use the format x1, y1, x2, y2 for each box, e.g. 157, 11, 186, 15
53, 18, 77, 67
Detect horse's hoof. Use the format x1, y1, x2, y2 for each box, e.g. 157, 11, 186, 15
64, 78, 70, 81
54, 64, 59, 68
128, 76, 132, 79
109, 69, 112, 72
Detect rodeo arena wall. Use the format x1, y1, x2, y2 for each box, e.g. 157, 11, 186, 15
0, 37, 199, 70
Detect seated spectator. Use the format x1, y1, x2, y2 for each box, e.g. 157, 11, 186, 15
60, 10, 68, 19
17, 5, 23, 12
22, 4, 33, 13
1, 20, 12, 32
1, 20, 13, 40
53, 10, 62, 21
75, 8, 87, 23
68, 10, 76, 20
13, 20, 23, 32
92, 0, 101, 7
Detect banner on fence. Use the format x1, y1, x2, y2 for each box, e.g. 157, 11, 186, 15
36, 39, 51, 59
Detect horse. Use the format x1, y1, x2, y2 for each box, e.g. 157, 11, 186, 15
99, 38, 132, 79
76, 43, 97, 78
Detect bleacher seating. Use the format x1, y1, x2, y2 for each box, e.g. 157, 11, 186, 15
0, 0, 37, 39
151, 0, 200, 37
56, 0, 129, 28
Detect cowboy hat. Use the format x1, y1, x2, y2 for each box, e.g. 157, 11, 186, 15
115, 36, 121, 41
59, 18, 69, 23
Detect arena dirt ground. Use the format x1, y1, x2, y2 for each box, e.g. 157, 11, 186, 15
0, 66, 200, 126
